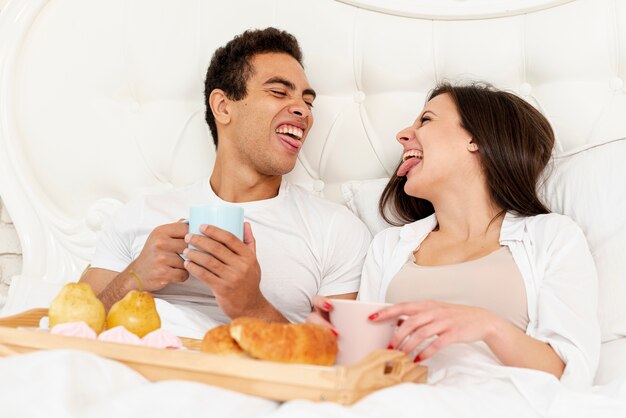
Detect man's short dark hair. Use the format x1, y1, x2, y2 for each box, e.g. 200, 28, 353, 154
204, 27, 304, 147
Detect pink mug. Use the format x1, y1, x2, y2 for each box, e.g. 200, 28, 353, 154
329, 299, 396, 365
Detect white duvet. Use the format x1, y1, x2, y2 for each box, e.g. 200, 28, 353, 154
1, 348, 625, 418
1, 301, 625, 418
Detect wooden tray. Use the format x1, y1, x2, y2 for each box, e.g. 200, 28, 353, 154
0, 309, 427, 405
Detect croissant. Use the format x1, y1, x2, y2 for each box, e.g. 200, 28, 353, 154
229, 318, 338, 366
200, 324, 246, 356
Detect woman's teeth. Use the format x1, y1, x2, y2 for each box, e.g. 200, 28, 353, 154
402, 149, 423, 162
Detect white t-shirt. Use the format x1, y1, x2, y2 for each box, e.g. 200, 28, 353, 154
92, 178, 372, 323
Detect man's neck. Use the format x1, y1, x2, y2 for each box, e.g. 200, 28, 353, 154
210, 156, 282, 203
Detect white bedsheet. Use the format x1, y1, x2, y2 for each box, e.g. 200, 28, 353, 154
2, 301, 625, 418
1, 345, 625, 418
153, 298, 220, 340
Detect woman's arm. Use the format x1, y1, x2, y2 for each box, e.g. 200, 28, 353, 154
373, 301, 564, 378
485, 314, 564, 378
528, 214, 600, 387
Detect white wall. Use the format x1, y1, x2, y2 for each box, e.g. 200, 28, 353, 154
0, 0, 23, 308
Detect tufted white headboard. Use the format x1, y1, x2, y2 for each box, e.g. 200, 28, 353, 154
1, 0, 625, 382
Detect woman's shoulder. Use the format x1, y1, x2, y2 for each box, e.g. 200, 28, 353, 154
524, 212, 583, 233
510, 212, 587, 248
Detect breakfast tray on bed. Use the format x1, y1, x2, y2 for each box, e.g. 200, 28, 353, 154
0, 309, 427, 405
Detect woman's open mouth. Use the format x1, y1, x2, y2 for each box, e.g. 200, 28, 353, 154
396, 149, 423, 176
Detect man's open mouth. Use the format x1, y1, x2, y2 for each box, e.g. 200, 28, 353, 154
275, 124, 304, 140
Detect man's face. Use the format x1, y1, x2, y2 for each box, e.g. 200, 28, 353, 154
227, 52, 316, 176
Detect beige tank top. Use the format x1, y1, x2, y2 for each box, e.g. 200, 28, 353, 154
386, 246, 529, 331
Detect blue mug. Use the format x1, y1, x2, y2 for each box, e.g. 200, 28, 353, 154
189, 204, 244, 241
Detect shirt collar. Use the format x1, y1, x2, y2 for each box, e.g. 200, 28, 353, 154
499, 212, 526, 242
399, 213, 438, 242
398, 211, 527, 243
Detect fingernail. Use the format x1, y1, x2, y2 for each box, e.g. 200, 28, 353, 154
184, 233, 192, 243
184, 260, 190, 268
387, 344, 394, 350
397, 318, 404, 326
323, 301, 333, 311
413, 355, 421, 363
182, 248, 189, 257
368, 312, 379, 320
330, 329, 339, 337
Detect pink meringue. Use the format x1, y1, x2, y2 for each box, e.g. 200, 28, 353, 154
141, 328, 183, 349
97, 326, 142, 345
50, 321, 97, 339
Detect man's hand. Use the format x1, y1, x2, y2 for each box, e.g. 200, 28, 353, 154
128, 221, 190, 292
83, 221, 190, 310
183, 222, 285, 321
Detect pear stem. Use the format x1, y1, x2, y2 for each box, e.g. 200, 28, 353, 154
130, 270, 144, 292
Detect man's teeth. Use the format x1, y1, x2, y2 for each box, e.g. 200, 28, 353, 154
402, 150, 423, 162
276, 125, 303, 139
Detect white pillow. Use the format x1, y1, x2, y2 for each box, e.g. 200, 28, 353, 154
542, 139, 626, 343
341, 178, 392, 236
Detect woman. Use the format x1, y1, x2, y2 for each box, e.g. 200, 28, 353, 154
311, 82, 599, 388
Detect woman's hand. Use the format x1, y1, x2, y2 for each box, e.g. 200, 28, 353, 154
371, 300, 502, 361
305, 295, 339, 336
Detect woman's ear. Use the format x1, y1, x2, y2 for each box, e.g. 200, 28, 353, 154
467, 139, 479, 152
209, 89, 231, 126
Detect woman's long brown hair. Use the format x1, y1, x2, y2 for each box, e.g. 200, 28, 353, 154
379, 82, 554, 225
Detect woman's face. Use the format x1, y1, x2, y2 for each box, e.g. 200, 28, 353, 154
395, 93, 479, 199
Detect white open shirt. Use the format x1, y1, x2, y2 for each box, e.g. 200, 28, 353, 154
358, 212, 600, 389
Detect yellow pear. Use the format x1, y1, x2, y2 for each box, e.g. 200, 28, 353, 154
106, 290, 161, 337
48, 282, 106, 333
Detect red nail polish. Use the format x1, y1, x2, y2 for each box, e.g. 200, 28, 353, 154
330, 329, 339, 337
323, 301, 333, 311
368, 312, 379, 320
387, 344, 394, 350
413, 355, 421, 363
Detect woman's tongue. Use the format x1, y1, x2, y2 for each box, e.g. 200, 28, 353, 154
397, 157, 421, 177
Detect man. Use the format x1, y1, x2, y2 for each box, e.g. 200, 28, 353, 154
81, 28, 371, 324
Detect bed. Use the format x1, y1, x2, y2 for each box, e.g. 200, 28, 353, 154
0, 0, 625, 416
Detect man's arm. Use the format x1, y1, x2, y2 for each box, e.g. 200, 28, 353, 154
80, 268, 125, 310
81, 266, 148, 310
315, 209, 371, 303
83, 222, 190, 310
